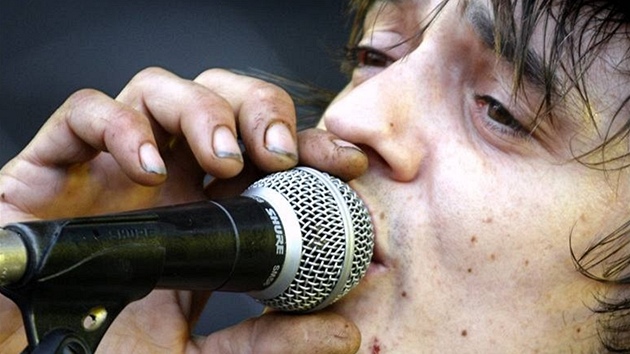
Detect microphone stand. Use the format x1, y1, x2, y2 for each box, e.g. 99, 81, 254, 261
23, 329, 91, 354
1, 220, 167, 354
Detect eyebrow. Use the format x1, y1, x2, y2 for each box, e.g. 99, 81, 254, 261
462, 0, 556, 93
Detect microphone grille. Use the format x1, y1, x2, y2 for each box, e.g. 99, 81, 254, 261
247, 167, 374, 312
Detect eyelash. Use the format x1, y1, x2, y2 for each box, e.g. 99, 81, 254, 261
345, 46, 531, 141
474, 95, 531, 140
344, 45, 395, 70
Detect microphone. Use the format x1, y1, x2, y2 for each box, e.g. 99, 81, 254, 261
0, 167, 374, 312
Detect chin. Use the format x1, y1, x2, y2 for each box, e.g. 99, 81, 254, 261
328, 266, 387, 327
328, 261, 410, 352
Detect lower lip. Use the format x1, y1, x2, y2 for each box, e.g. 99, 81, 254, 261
365, 261, 388, 277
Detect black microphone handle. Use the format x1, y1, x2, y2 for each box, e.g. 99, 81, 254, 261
4, 196, 287, 293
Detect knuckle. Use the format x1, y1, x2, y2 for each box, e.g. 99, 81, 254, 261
67, 93, 140, 132
107, 107, 141, 131
64, 88, 103, 107
118, 67, 171, 101
186, 89, 233, 123
125, 66, 171, 92
247, 81, 292, 107
132, 66, 169, 82
99, 108, 147, 151
196, 67, 232, 82
62, 89, 108, 126
61, 89, 147, 151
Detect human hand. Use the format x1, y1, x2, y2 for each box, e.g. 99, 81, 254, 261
0, 67, 366, 353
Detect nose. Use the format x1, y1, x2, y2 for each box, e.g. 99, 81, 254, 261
323, 63, 426, 182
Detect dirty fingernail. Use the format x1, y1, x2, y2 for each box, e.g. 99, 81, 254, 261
139, 142, 167, 175
213, 125, 243, 162
333, 139, 364, 153
265, 122, 298, 162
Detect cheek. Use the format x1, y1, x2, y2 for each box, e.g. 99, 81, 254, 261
428, 152, 619, 291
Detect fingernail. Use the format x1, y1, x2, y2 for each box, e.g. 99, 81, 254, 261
265, 122, 298, 162
213, 125, 243, 162
139, 143, 167, 175
333, 139, 364, 154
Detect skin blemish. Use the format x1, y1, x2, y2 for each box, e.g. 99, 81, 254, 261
379, 212, 385, 220
489, 254, 496, 261
483, 217, 493, 223
0, 192, 5, 200
401, 291, 407, 298
470, 236, 478, 244
524, 259, 530, 266
461, 329, 468, 337
467, 268, 473, 273
372, 337, 381, 354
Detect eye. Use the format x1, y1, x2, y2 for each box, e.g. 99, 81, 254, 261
474, 95, 531, 139
345, 45, 395, 69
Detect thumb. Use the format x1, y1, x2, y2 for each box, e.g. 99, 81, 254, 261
194, 311, 360, 354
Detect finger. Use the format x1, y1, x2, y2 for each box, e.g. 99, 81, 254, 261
203, 128, 369, 201
297, 128, 368, 181
196, 311, 360, 354
0, 296, 27, 353
195, 68, 299, 173
203, 155, 267, 200
22, 88, 167, 186
117, 67, 245, 179
98, 290, 199, 354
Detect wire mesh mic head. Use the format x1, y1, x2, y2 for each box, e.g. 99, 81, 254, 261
244, 167, 374, 312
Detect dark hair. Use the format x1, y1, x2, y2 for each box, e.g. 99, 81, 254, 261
344, 0, 630, 352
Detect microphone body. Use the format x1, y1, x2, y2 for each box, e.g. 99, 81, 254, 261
3, 197, 288, 292
0, 167, 374, 312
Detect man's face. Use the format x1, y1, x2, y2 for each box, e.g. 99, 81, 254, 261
320, 0, 630, 352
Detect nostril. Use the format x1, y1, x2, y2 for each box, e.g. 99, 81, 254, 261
355, 144, 388, 169
357, 143, 422, 182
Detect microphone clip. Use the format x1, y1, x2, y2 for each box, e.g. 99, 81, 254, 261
1, 222, 167, 354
